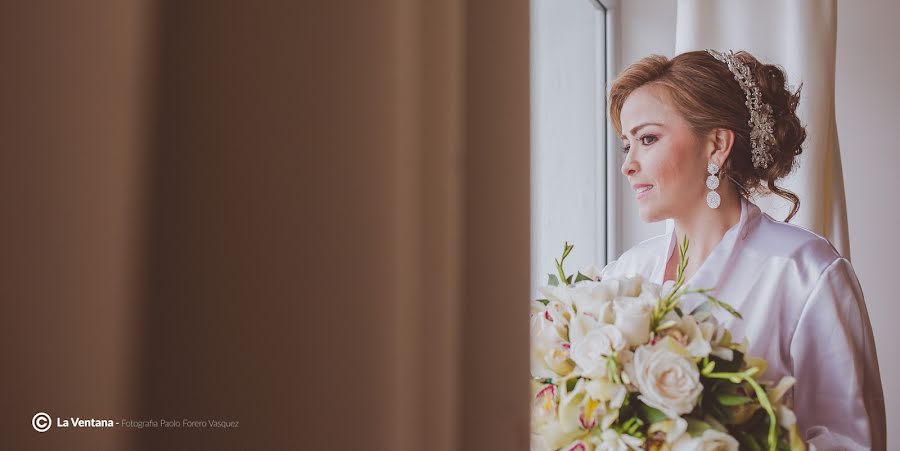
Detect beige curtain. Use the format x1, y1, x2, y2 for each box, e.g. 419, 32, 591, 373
672, 0, 850, 259
1, 1, 531, 450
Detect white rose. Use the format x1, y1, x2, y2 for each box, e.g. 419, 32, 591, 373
570, 321, 627, 379
633, 338, 703, 418
570, 281, 615, 323
568, 312, 597, 345
639, 279, 663, 303
531, 312, 575, 378
671, 429, 739, 451
616, 275, 644, 297
613, 297, 653, 348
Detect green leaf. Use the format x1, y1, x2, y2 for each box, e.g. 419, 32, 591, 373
675, 235, 690, 283
777, 435, 791, 451
637, 403, 668, 424
548, 274, 559, 287
704, 400, 732, 424
738, 432, 764, 451
561, 242, 574, 260
717, 393, 754, 406
738, 408, 769, 435
554, 242, 576, 286
685, 418, 712, 437
536, 299, 550, 306
575, 271, 592, 282
565, 377, 578, 392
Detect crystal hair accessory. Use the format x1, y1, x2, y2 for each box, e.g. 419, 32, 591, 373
705, 49, 776, 170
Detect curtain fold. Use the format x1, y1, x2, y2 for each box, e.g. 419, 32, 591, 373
671, 0, 850, 259
2, 1, 532, 449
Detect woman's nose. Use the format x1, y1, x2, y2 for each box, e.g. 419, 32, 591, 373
621, 151, 638, 177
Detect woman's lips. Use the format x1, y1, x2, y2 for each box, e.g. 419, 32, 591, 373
635, 185, 653, 199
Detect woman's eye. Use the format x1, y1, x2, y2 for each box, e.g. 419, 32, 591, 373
622, 145, 630, 154
639, 135, 657, 146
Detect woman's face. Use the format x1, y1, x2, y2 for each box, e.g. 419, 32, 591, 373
619, 84, 708, 223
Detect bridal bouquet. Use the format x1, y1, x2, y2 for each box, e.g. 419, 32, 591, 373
530, 240, 806, 451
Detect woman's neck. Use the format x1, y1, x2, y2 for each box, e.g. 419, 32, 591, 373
671, 191, 742, 275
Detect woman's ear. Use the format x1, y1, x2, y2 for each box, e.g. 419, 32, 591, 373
707, 128, 735, 165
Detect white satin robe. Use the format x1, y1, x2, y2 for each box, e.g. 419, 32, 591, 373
600, 196, 886, 450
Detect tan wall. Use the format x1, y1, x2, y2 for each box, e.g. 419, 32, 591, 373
0, 1, 151, 450
2, 1, 530, 450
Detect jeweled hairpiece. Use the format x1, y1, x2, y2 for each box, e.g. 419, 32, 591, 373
705, 49, 776, 170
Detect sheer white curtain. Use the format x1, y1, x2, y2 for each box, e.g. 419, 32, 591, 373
670, 0, 850, 259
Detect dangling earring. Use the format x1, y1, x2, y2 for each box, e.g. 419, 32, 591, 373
706, 162, 721, 209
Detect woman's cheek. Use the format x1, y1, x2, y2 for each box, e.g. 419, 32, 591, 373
655, 158, 682, 195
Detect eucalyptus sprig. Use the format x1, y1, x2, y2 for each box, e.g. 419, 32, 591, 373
651, 235, 742, 330
684, 288, 743, 319
555, 241, 574, 285
548, 241, 597, 287
650, 235, 691, 329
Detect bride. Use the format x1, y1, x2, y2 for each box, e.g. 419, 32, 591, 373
600, 50, 885, 450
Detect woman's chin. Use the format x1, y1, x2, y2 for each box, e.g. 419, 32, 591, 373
637, 204, 663, 223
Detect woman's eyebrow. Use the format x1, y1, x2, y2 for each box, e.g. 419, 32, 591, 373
621, 122, 663, 140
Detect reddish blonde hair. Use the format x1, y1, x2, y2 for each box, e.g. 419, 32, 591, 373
609, 51, 806, 222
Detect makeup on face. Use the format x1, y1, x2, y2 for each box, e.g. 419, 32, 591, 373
619, 85, 703, 222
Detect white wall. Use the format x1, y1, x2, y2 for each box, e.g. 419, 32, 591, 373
615, 0, 898, 435
616, 0, 678, 252
835, 0, 900, 432
531, 0, 608, 292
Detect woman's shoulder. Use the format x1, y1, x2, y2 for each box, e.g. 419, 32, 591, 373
601, 232, 669, 278
746, 212, 846, 278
